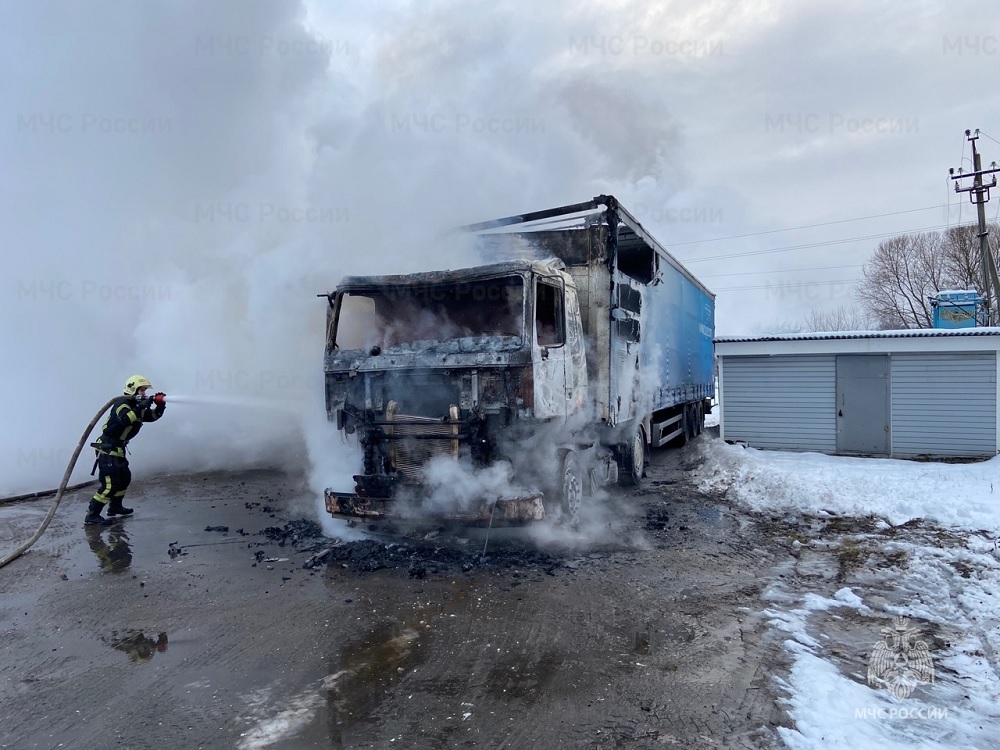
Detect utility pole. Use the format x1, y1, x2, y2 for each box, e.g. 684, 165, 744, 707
950, 129, 1000, 326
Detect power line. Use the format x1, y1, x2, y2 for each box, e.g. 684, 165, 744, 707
712, 279, 858, 293
679, 222, 971, 263
979, 130, 1000, 149
700, 263, 862, 279
986, 132, 1000, 226
666, 204, 953, 247
953, 134, 968, 228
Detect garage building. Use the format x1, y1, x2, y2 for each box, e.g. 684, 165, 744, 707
715, 329, 1000, 458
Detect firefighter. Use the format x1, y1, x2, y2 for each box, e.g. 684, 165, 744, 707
85, 375, 166, 526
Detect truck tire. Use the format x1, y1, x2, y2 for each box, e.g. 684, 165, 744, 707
618, 425, 646, 487
560, 451, 583, 524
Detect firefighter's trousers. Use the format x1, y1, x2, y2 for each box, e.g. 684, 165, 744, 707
92, 453, 132, 506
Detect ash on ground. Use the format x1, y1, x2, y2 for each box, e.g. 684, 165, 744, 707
246, 509, 595, 579
312, 538, 571, 578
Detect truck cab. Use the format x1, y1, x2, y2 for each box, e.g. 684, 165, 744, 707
322, 259, 592, 524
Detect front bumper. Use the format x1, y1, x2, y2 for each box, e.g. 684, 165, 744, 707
324, 489, 546, 526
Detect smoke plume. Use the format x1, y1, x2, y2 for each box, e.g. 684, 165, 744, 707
0, 0, 685, 544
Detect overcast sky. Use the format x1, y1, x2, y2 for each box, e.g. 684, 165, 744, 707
2, 0, 999, 492
309, 0, 1000, 332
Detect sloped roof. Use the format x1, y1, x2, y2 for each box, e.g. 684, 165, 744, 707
716, 327, 1000, 343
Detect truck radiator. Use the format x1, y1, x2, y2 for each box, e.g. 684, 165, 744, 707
386, 402, 461, 480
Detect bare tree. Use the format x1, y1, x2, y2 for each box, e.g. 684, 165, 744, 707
801, 305, 875, 332
941, 224, 990, 291
760, 306, 875, 334
758, 320, 806, 335
856, 224, 1000, 329
857, 233, 942, 328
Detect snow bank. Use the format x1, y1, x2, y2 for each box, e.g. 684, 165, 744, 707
695, 437, 1000, 748
768, 588, 1000, 750
694, 439, 1000, 534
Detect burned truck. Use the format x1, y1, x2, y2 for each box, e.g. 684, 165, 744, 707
321, 195, 715, 525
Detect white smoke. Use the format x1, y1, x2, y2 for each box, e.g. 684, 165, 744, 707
377, 400, 648, 548
419, 457, 522, 514
0, 0, 686, 527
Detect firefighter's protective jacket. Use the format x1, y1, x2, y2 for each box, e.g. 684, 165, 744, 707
92, 396, 164, 457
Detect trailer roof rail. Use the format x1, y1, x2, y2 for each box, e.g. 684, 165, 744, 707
460, 195, 714, 299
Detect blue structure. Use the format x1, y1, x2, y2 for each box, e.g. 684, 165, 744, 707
930, 290, 983, 329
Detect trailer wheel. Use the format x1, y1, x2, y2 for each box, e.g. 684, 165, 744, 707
618, 426, 646, 487
560, 451, 583, 524
670, 406, 690, 448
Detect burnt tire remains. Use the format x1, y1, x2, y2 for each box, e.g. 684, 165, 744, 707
618, 425, 646, 488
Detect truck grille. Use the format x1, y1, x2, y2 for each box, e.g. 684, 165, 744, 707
386, 403, 460, 480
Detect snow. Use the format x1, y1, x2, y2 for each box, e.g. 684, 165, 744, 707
935, 290, 981, 298
697, 442, 1000, 533
693, 438, 1000, 749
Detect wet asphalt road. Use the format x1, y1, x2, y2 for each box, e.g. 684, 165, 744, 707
0, 439, 791, 749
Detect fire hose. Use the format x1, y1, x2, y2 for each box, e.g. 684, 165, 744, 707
0, 481, 97, 506
0, 397, 118, 569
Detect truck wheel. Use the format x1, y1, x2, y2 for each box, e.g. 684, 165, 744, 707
618, 426, 646, 487
560, 451, 583, 524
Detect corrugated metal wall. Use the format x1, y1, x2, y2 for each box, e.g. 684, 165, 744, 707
890, 352, 996, 457
722, 355, 836, 452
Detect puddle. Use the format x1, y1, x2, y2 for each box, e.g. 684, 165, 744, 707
326, 621, 426, 721
239, 581, 478, 747
85, 526, 133, 574
694, 505, 723, 525
661, 620, 697, 643
237, 615, 434, 748
107, 630, 169, 664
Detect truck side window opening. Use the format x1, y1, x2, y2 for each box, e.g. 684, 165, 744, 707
617, 318, 640, 343
617, 283, 642, 315
616, 282, 641, 343
616, 234, 657, 283
335, 294, 380, 350
536, 280, 565, 347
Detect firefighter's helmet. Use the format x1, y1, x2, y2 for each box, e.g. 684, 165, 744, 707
124, 374, 152, 397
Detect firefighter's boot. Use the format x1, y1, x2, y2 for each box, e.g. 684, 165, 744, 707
85, 500, 114, 526
107, 498, 134, 517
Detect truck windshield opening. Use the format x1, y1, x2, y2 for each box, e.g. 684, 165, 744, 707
336, 276, 525, 351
